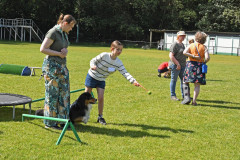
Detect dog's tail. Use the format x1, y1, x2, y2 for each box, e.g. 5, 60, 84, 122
35, 109, 44, 116
69, 110, 75, 124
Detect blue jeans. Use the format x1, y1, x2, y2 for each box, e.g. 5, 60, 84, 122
170, 64, 185, 98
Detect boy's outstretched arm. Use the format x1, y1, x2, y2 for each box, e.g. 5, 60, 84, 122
133, 81, 140, 86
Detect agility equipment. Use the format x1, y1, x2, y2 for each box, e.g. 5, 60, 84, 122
0, 64, 31, 76
0, 93, 32, 120
31, 88, 94, 103
0, 88, 94, 120
22, 114, 81, 145
20, 88, 94, 145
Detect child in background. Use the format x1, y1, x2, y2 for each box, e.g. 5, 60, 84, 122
158, 61, 171, 78
188, 39, 194, 44
84, 40, 140, 125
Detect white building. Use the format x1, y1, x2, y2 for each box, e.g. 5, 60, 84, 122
149, 29, 240, 56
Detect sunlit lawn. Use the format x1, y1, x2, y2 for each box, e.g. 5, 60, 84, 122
0, 41, 240, 159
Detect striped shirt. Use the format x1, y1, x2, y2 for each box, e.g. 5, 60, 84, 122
88, 52, 136, 83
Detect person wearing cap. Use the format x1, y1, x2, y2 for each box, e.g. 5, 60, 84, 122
169, 31, 187, 101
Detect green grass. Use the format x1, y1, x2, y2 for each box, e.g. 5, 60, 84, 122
0, 41, 240, 160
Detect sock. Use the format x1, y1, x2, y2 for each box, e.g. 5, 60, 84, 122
98, 114, 103, 119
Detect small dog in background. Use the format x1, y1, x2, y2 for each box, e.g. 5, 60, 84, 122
35, 92, 97, 124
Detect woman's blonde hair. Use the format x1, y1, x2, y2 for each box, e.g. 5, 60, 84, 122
195, 31, 208, 44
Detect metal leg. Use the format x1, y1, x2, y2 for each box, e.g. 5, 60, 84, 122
23, 104, 25, 109
13, 105, 15, 120
29, 103, 31, 114
70, 122, 81, 142
22, 115, 81, 145
56, 121, 69, 145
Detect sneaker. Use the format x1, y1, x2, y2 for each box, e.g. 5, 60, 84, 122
158, 73, 161, 77
171, 96, 180, 101
192, 102, 198, 106
97, 117, 107, 125
45, 125, 62, 130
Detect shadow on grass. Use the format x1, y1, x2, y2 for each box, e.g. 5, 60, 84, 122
0, 107, 34, 122
197, 99, 240, 110
75, 124, 170, 139
22, 121, 170, 145
74, 121, 192, 138
27, 121, 88, 145
109, 123, 194, 134
0, 131, 3, 135
207, 79, 223, 82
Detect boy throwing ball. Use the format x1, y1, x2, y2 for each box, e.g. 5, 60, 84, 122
84, 40, 140, 125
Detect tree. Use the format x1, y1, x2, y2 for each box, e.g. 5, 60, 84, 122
196, 0, 240, 32
0, 0, 239, 42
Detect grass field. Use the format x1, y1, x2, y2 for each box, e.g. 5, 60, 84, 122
0, 41, 240, 160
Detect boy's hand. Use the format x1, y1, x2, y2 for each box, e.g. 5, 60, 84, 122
91, 66, 97, 70
133, 81, 140, 87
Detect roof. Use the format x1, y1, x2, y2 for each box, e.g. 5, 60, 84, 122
149, 29, 240, 37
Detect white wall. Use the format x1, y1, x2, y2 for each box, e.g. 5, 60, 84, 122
164, 32, 240, 55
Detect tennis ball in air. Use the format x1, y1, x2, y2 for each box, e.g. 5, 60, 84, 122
148, 91, 152, 95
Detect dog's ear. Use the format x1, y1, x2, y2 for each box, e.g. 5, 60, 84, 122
77, 94, 85, 104
77, 92, 91, 104
83, 92, 92, 99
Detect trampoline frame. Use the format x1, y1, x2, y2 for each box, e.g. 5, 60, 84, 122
0, 93, 32, 119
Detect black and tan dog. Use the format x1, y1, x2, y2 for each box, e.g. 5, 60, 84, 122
35, 92, 96, 124
69, 92, 96, 124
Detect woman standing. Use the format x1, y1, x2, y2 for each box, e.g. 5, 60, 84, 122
169, 31, 187, 101
181, 31, 210, 105
40, 14, 76, 129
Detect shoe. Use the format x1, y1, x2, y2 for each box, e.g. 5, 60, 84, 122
171, 96, 180, 101
97, 117, 107, 125
45, 125, 62, 130
192, 102, 197, 106
158, 73, 161, 77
